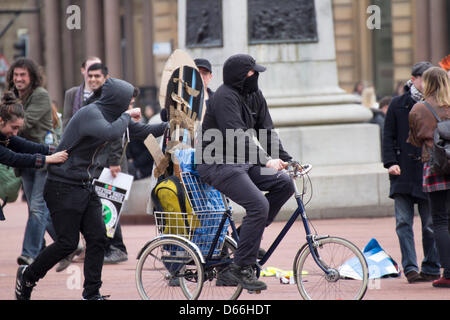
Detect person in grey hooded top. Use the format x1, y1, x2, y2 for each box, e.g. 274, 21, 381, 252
15, 78, 167, 300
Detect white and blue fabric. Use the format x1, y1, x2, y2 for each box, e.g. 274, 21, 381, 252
339, 238, 400, 280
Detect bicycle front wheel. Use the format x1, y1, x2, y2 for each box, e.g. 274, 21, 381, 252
136, 237, 204, 300
294, 236, 368, 300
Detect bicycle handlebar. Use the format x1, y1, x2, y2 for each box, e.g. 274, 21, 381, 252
286, 162, 312, 178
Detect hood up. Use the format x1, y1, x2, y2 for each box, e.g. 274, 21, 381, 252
223, 54, 266, 92
95, 78, 134, 122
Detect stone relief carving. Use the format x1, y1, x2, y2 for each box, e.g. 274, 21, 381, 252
248, 0, 318, 44
186, 0, 223, 48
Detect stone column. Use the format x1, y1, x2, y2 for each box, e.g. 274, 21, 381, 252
61, 0, 76, 90
27, 0, 43, 65
429, 0, 448, 65
44, 0, 63, 107
142, 0, 156, 87
123, 0, 136, 84
104, 0, 123, 78
414, 0, 430, 62
84, 0, 103, 59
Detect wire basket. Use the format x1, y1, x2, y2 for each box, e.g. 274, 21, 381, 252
155, 211, 229, 257
181, 172, 230, 214
154, 172, 231, 257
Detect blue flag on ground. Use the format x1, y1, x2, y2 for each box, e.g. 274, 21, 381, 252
339, 238, 400, 280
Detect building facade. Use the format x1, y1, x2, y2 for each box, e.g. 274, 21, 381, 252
0, 0, 448, 109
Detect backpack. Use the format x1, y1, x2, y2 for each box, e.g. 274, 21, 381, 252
423, 101, 450, 174
151, 175, 200, 237
0, 164, 22, 221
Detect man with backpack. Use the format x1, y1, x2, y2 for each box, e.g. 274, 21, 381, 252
383, 61, 441, 283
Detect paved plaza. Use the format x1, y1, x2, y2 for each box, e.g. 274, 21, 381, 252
0, 198, 448, 301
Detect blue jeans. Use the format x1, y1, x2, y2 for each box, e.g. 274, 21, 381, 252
394, 194, 440, 275
20, 168, 56, 258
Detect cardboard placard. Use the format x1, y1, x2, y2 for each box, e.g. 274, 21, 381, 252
94, 169, 134, 238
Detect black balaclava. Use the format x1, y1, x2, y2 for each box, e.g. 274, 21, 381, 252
242, 72, 259, 94
223, 54, 265, 94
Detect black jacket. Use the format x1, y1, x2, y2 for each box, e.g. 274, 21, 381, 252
206, 87, 214, 108
200, 55, 291, 165
382, 85, 425, 199
126, 140, 153, 179
0, 133, 50, 169
48, 78, 167, 185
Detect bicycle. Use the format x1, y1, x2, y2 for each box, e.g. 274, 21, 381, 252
135, 163, 369, 300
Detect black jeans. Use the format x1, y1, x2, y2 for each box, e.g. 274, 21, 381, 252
428, 190, 450, 278
198, 164, 295, 267
25, 180, 107, 298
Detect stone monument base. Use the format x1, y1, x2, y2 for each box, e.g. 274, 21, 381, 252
120, 123, 394, 223
231, 162, 394, 222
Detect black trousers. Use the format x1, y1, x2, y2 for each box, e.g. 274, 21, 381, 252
197, 164, 295, 267
428, 190, 450, 278
25, 180, 106, 298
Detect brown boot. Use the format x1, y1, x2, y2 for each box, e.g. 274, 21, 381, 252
419, 272, 440, 282
405, 270, 421, 283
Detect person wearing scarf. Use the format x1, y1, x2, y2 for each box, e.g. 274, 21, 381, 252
382, 61, 441, 283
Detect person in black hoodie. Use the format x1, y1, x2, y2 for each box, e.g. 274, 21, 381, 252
197, 54, 295, 291
383, 61, 440, 283
15, 78, 167, 300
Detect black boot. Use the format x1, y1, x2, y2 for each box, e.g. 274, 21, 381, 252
218, 264, 267, 291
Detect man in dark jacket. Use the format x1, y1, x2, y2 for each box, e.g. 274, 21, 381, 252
15, 78, 167, 300
62, 56, 101, 129
383, 61, 440, 283
197, 54, 295, 291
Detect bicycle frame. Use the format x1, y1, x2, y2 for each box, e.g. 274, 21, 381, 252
202, 167, 331, 275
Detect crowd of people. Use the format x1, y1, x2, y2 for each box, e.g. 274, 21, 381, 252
2, 56, 167, 300
2, 51, 302, 299
0, 50, 449, 300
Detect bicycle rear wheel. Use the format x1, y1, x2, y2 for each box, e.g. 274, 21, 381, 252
294, 236, 368, 300
136, 237, 204, 300
198, 237, 243, 300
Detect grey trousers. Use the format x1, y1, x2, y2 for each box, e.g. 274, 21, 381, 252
197, 164, 295, 266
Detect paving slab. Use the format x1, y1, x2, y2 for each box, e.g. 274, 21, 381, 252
0, 199, 448, 301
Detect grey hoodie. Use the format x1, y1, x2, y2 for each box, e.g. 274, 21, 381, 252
48, 78, 167, 185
